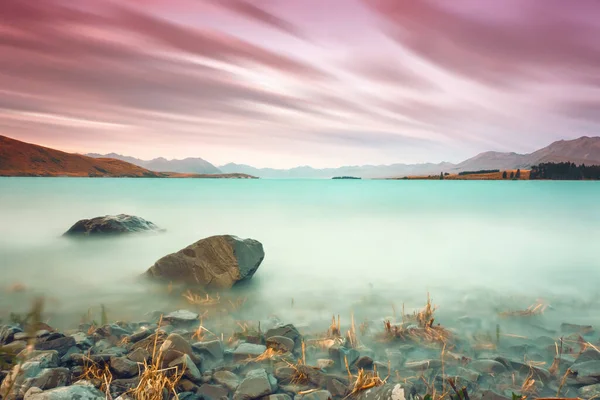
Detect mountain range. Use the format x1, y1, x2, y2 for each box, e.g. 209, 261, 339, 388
0, 135, 255, 178
88, 136, 600, 178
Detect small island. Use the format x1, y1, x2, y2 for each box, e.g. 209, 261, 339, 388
332, 176, 361, 180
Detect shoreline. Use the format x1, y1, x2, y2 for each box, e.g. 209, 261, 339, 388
1, 292, 597, 400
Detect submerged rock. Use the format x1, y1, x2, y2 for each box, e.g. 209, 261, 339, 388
145, 235, 264, 288
23, 381, 105, 399
64, 214, 162, 236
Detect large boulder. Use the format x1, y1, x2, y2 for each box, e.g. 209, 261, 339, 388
64, 214, 162, 236
145, 235, 264, 289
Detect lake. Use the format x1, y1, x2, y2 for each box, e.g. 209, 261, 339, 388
1, 178, 599, 335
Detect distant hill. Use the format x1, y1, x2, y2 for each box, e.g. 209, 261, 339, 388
218, 162, 456, 179
87, 153, 221, 174
0, 135, 165, 177
451, 136, 600, 173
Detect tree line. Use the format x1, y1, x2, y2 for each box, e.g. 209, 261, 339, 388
530, 162, 600, 180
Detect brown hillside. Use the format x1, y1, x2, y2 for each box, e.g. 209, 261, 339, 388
0, 135, 165, 177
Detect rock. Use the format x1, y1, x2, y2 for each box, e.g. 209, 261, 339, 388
264, 325, 301, 350
575, 348, 600, 364
233, 343, 267, 362
197, 384, 229, 400
580, 383, 600, 398
296, 390, 332, 400
468, 360, 507, 374
405, 359, 442, 371
35, 336, 76, 358
179, 392, 202, 400
233, 369, 273, 400
561, 323, 594, 335
262, 395, 292, 400
480, 390, 511, 400
350, 384, 407, 400
127, 347, 150, 364
316, 359, 335, 370
193, 340, 224, 360
2, 340, 27, 355
110, 378, 140, 398
21, 367, 71, 393
23, 380, 105, 399
355, 356, 374, 370
110, 356, 139, 378
0, 325, 22, 345
280, 384, 312, 395
145, 235, 265, 289
159, 333, 197, 366
129, 329, 152, 343
214, 370, 241, 392
456, 367, 480, 383
70, 332, 93, 348
266, 336, 295, 353
339, 348, 360, 367
569, 360, 600, 385
64, 214, 162, 236
169, 354, 202, 383
326, 378, 348, 397
164, 310, 199, 324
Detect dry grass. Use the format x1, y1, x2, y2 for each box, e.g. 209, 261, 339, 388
77, 355, 113, 397
183, 290, 221, 306
345, 368, 386, 398
499, 302, 547, 318
126, 316, 185, 400
382, 295, 451, 346
328, 315, 341, 338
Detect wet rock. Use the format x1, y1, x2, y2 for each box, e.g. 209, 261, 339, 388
456, 367, 480, 383
266, 336, 295, 353
326, 378, 348, 397
178, 378, 200, 393
59, 346, 81, 365
164, 310, 199, 325
384, 349, 406, 368
159, 333, 197, 366
468, 360, 507, 374
127, 347, 150, 364
22, 368, 70, 393
169, 354, 202, 383
569, 360, 600, 385
193, 340, 224, 360
110, 378, 140, 398
295, 390, 332, 400
264, 325, 301, 350
1, 351, 66, 399
280, 384, 313, 395
64, 214, 162, 236
145, 235, 265, 289
339, 348, 360, 368
23, 380, 105, 399
179, 392, 202, 400
233, 343, 267, 363
70, 332, 93, 348
233, 368, 273, 400
580, 383, 600, 398
262, 395, 292, 400
34, 337, 76, 358
0, 325, 23, 345
214, 370, 241, 392
316, 359, 335, 370
2, 340, 27, 355
129, 329, 152, 343
561, 323, 594, 336
405, 359, 442, 371
575, 348, 600, 364
274, 366, 296, 383
481, 389, 511, 400
197, 384, 229, 400
351, 383, 407, 400
354, 356, 373, 370
110, 356, 139, 378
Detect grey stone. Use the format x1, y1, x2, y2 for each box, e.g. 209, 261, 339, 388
23, 381, 105, 399
70, 332, 92, 348
266, 336, 295, 353
159, 333, 197, 366
21, 367, 70, 393
64, 214, 162, 236
579, 383, 600, 398
262, 395, 292, 400
233, 343, 267, 362
468, 360, 507, 374
197, 384, 229, 400
110, 356, 139, 378
456, 367, 480, 383
164, 310, 199, 324
169, 354, 202, 383
35, 337, 76, 358
274, 366, 296, 382
405, 359, 442, 371
0, 325, 23, 345
145, 235, 264, 289
351, 384, 407, 400
264, 325, 301, 349
193, 340, 224, 360
214, 370, 241, 392
127, 347, 150, 364
569, 360, 600, 385
234, 369, 273, 400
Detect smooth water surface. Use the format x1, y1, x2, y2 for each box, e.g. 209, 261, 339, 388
1, 178, 599, 332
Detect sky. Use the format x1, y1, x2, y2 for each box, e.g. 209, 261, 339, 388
0, 0, 599, 168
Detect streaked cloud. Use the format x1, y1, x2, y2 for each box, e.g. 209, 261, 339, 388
0, 0, 599, 167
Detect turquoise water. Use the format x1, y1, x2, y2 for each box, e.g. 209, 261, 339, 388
1, 178, 599, 332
